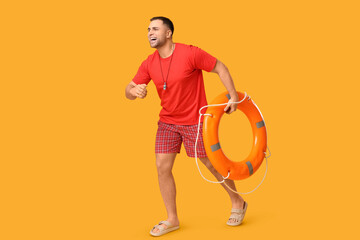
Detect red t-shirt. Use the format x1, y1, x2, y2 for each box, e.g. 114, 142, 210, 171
132, 43, 217, 125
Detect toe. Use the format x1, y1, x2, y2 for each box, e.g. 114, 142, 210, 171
151, 223, 167, 234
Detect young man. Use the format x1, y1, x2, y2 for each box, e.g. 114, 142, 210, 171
125, 16, 247, 236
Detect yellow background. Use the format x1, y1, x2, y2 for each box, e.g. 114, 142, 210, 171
1, 0, 359, 239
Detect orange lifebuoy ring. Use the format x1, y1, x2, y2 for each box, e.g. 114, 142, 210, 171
202, 91, 267, 180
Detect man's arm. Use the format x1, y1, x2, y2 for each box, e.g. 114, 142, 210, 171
125, 81, 147, 100
211, 59, 239, 114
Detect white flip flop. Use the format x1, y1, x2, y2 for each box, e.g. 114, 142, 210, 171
227, 202, 248, 226
150, 221, 180, 237
150, 220, 180, 237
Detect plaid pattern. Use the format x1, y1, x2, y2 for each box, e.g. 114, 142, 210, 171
155, 121, 207, 158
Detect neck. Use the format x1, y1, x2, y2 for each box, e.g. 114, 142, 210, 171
157, 41, 175, 58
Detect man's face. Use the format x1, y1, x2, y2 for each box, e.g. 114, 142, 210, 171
147, 20, 171, 48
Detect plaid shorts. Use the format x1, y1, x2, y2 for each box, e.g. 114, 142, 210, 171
155, 121, 207, 158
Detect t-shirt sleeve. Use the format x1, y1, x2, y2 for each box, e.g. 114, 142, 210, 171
132, 59, 151, 85
191, 46, 217, 72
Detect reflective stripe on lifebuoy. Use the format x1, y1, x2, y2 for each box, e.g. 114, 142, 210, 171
202, 91, 267, 180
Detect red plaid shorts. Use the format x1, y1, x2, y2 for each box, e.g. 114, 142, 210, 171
155, 121, 207, 158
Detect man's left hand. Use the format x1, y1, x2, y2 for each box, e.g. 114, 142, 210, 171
224, 95, 239, 114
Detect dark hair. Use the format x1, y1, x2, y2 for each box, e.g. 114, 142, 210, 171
150, 16, 174, 37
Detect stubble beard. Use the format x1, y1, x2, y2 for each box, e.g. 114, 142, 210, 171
149, 38, 165, 49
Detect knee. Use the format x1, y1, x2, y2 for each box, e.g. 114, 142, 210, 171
156, 163, 172, 176
156, 159, 172, 176
200, 157, 215, 171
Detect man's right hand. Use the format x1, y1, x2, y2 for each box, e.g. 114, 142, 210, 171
131, 84, 147, 99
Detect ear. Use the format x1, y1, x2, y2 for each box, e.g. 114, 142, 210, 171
166, 29, 172, 39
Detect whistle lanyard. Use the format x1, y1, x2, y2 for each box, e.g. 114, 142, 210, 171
159, 46, 175, 90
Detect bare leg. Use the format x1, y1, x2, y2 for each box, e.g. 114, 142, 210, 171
151, 153, 180, 234
199, 157, 245, 223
